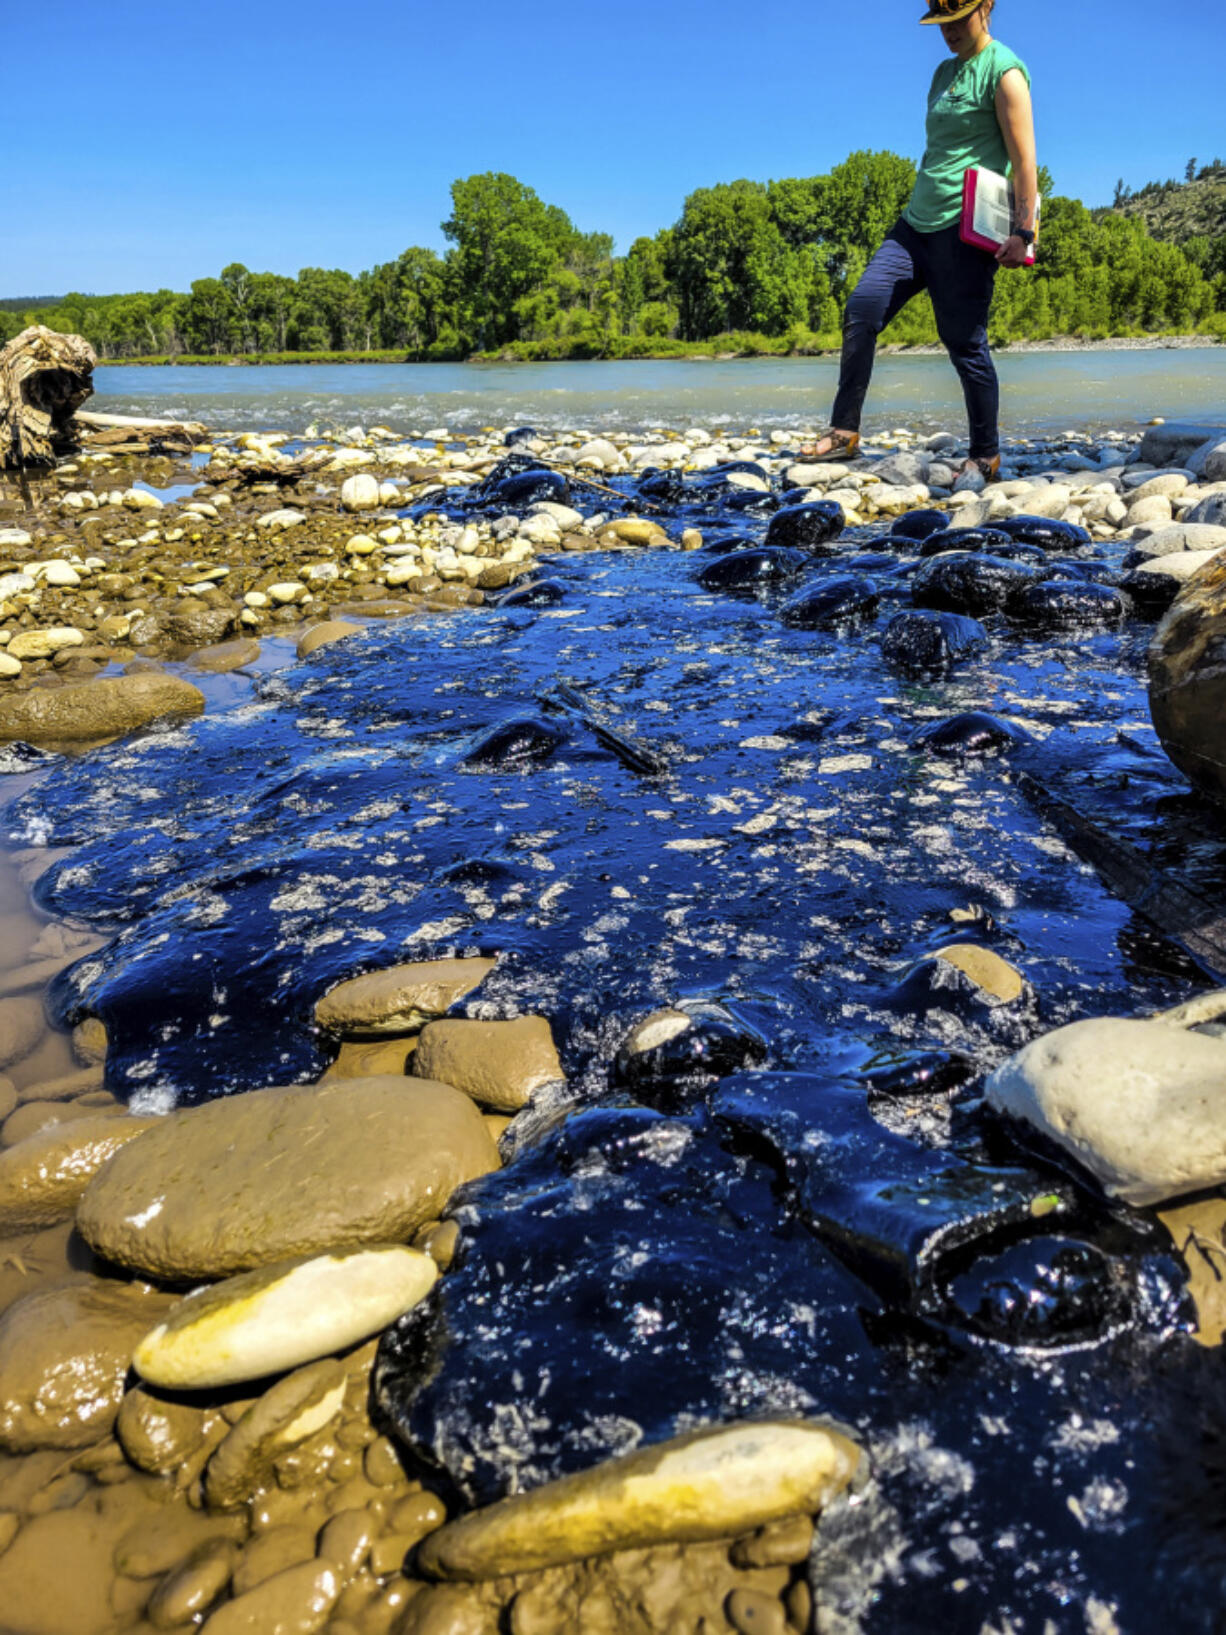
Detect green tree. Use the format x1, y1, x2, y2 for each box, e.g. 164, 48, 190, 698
442, 173, 578, 348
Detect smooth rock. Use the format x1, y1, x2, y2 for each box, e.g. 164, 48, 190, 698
205, 1359, 347, 1510
189, 637, 262, 673
415, 1420, 861, 1580
986, 1012, 1226, 1205
1138, 422, 1226, 467
7, 627, 85, 661
199, 1561, 340, 1635
321, 1035, 414, 1080
116, 1384, 227, 1476
134, 1244, 439, 1388
411, 1016, 563, 1112
315, 957, 497, 1035
298, 620, 362, 658
879, 610, 987, 677
255, 509, 307, 533
340, 474, 380, 513
0, 1114, 159, 1231
1148, 553, 1226, 804
0, 995, 43, 1068
1124, 523, 1226, 561
0, 1276, 173, 1451
1183, 492, 1226, 528
0, 672, 204, 744
77, 1076, 499, 1280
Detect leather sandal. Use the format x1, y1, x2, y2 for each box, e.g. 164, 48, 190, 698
955, 454, 1000, 483
796, 429, 860, 462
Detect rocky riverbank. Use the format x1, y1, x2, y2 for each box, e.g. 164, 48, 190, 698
1, 414, 1225, 740
2, 410, 1226, 1632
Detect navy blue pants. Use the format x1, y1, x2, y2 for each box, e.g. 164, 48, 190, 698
831, 217, 1000, 460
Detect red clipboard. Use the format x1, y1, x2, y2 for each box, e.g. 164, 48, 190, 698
960, 167, 1038, 265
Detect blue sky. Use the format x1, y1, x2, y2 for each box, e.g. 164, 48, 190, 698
4, 0, 1223, 296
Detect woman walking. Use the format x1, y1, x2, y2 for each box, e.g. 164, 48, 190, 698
802, 0, 1037, 483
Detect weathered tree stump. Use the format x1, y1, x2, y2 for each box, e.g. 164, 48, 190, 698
0, 325, 96, 468
1149, 552, 1226, 807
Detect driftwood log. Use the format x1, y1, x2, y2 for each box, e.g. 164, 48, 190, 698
0, 325, 96, 468
75, 410, 208, 455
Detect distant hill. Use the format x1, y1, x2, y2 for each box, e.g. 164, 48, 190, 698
0, 296, 66, 313
1102, 161, 1226, 244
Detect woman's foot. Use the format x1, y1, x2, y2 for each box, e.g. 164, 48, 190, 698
952, 454, 1000, 491
796, 429, 860, 462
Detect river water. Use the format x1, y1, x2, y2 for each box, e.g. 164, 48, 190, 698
92, 350, 1226, 438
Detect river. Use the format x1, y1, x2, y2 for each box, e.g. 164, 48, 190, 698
91, 350, 1226, 439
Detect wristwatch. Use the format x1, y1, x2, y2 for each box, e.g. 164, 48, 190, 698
1015, 227, 1036, 246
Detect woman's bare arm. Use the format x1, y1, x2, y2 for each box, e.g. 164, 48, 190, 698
995, 67, 1038, 268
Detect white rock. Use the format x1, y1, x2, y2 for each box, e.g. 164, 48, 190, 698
530, 502, 584, 531
986, 1006, 1226, 1205
518, 515, 562, 546
268, 582, 307, 605
1013, 484, 1073, 520
1130, 549, 1221, 585
0, 531, 32, 549
423, 427, 451, 441
345, 534, 379, 556
133, 1244, 439, 1388
244, 591, 269, 608
255, 509, 307, 533
1126, 494, 1174, 526
7, 627, 85, 660
303, 563, 340, 584
575, 438, 621, 471
327, 448, 376, 471
0, 573, 35, 599
123, 488, 163, 511
0, 653, 21, 678
378, 482, 401, 507
341, 474, 381, 513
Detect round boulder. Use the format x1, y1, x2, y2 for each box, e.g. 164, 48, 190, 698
0, 671, 204, 745
0, 1275, 174, 1451
1148, 553, 1226, 805
76, 1076, 500, 1281
764, 502, 844, 553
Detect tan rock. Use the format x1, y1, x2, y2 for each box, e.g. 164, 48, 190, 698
320, 1036, 414, 1081
189, 637, 262, 672
315, 957, 496, 1036
931, 944, 1025, 1003
7, 627, 85, 661
0, 1113, 159, 1231
134, 1244, 439, 1388
0, 671, 204, 744
0, 995, 43, 1068
116, 1383, 227, 1476
1149, 552, 1226, 805
147, 1538, 238, 1626
417, 1419, 861, 1580
2, 1099, 106, 1148
77, 1076, 499, 1280
411, 1016, 563, 1111
200, 1563, 340, 1635
230, 1523, 319, 1595
0, 1275, 174, 1452
205, 1360, 348, 1510
298, 620, 361, 658
601, 519, 668, 547
72, 1016, 108, 1065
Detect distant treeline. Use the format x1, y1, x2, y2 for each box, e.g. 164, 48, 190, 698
5, 155, 1226, 363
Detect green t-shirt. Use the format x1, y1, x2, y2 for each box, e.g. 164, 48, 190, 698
904, 38, 1030, 234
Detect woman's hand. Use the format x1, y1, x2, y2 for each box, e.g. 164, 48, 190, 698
996, 235, 1029, 269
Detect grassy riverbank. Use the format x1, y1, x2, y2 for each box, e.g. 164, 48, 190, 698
93, 327, 1225, 367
